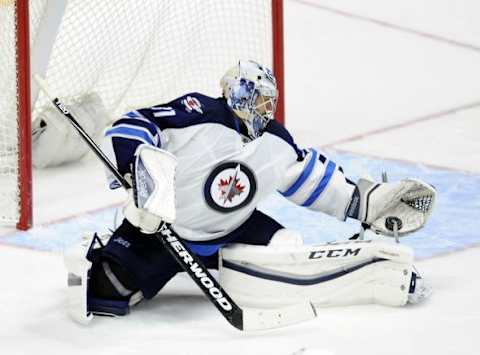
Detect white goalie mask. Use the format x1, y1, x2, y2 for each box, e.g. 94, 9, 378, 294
220, 60, 278, 139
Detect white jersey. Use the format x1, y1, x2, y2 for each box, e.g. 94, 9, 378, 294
104, 93, 355, 242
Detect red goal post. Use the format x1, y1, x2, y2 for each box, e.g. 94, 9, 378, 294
2, 0, 284, 230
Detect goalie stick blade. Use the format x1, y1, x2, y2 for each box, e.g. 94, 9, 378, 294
241, 302, 317, 331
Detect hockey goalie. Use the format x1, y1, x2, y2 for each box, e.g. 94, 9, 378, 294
64, 60, 436, 324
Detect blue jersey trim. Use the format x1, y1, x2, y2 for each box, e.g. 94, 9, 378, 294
279, 149, 318, 197
114, 117, 160, 137
301, 160, 336, 207
105, 126, 155, 145
185, 242, 224, 256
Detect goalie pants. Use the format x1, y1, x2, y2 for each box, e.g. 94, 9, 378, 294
91, 210, 283, 299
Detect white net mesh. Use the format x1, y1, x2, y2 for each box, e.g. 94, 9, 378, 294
0, 0, 275, 226
34, 0, 273, 119
0, 1, 20, 224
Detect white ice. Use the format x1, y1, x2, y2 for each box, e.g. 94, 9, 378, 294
1, 1, 480, 354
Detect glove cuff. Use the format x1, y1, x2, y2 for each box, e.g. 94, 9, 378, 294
346, 185, 360, 220
123, 193, 162, 234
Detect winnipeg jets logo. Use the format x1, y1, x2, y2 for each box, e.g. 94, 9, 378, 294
182, 96, 203, 114
204, 162, 256, 213
218, 164, 245, 204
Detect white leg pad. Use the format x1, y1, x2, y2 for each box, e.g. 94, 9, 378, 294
219, 239, 414, 309
63, 234, 107, 324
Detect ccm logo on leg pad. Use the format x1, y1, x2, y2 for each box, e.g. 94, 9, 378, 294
309, 248, 361, 259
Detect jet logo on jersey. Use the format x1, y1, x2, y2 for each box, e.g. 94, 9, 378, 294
204, 162, 257, 213
219, 176, 244, 203
182, 96, 203, 114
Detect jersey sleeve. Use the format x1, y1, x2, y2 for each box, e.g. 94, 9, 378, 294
103, 93, 237, 189
266, 121, 356, 220
103, 110, 162, 187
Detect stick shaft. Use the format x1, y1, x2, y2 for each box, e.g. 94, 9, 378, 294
34, 75, 244, 330
34, 75, 130, 189
34, 75, 316, 331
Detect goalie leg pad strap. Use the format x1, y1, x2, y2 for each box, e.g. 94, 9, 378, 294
99, 219, 183, 299
87, 260, 144, 317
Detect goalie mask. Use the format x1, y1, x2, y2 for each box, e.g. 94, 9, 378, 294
220, 60, 278, 139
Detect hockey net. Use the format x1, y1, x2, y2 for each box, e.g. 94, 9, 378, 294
0, 0, 284, 229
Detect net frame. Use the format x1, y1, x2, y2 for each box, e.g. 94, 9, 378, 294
16, 0, 33, 230
9, 0, 284, 230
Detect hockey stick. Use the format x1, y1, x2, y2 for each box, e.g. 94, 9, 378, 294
34, 75, 316, 331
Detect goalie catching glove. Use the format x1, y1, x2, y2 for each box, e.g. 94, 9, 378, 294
123, 144, 177, 234
347, 177, 436, 237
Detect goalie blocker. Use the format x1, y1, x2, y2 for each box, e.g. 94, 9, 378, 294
219, 231, 426, 309
64, 144, 177, 323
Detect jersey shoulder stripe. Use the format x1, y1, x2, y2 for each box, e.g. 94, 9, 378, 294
105, 124, 159, 146
113, 117, 160, 137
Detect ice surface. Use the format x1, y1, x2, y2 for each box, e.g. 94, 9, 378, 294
1, 0, 480, 354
